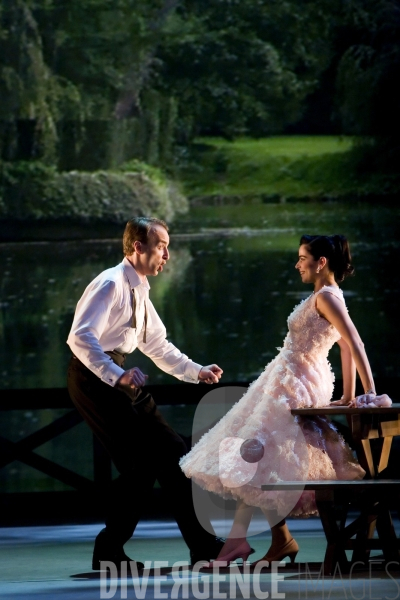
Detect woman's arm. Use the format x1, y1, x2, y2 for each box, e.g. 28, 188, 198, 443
335, 337, 356, 404
316, 292, 376, 397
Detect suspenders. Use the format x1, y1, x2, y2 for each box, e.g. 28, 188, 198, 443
130, 287, 147, 343
123, 264, 148, 343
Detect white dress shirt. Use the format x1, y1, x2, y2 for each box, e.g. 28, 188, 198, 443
67, 257, 202, 386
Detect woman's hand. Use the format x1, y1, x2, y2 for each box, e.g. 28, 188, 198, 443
329, 396, 355, 406
330, 392, 392, 408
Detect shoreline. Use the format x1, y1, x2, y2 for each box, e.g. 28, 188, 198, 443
1, 192, 398, 243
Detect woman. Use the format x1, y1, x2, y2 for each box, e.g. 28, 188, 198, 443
180, 234, 390, 567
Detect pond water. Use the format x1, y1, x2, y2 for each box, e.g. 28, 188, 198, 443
2, 201, 400, 492
1, 202, 399, 389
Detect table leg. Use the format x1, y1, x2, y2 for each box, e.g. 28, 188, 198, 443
360, 439, 376, 478
351, 506, 377, 564
348, 414, 375, 477
315, 491, 349, 575
376, 505, 400, 563
378, 436, 393, 473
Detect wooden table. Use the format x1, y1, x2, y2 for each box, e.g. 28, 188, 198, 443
282, 404, 400, 572
291, 403, 400, 478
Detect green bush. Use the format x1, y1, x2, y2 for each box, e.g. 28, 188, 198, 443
0, 161, 188, 222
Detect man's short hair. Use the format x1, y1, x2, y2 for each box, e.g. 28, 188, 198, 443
123, 217, 169, 256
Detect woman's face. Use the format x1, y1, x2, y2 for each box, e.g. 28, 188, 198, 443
295, 244, 319, 283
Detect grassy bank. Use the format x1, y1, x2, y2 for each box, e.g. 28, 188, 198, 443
177, 136, 400, 201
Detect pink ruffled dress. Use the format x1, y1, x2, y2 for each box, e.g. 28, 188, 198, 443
180, 285, 365, 519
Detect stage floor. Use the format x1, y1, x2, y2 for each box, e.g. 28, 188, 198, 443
1, 517, 399, 599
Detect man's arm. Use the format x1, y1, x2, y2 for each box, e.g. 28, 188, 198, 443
137, 299, 222, 384
67, 279, 125, 386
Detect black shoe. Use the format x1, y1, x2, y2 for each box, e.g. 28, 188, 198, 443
190, 537, 226, 565
92, 528, 144, 571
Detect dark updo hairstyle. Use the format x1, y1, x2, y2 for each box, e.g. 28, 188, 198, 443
299, 235, 354, 282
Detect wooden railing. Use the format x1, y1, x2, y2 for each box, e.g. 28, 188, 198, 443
1, 378, 398, 524
0, 383, 248, 524
1, 384, 245, 492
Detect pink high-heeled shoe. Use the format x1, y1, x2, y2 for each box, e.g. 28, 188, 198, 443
251, 538, 299, 566
201, 540, 254, 568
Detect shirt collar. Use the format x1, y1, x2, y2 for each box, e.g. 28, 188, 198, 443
122, 257, 150, 290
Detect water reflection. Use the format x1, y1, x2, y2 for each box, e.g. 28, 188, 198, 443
0, 228, 399, 388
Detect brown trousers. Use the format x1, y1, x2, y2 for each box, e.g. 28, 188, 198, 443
67, 353, 215, 552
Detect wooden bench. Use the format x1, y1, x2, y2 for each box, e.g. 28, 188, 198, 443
261, 479, 400, 574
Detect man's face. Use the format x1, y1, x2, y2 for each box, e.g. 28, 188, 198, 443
135, 224, 170, 277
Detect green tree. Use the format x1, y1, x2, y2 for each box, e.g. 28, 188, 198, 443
335, 0, 400, 162
155, 0, 336, 139
1, 0, 181, 168
0, 0, 63, 162
4, 0, 395, 171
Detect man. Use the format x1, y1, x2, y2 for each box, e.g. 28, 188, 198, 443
67, 216, 223, 570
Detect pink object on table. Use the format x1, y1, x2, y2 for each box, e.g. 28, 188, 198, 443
355, 393, 392, 408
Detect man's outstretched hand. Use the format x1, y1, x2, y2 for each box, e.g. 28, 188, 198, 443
198, 364, 223, 384
118, 367, 149, 389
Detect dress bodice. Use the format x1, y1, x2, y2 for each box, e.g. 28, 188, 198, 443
282, 285, 344, 360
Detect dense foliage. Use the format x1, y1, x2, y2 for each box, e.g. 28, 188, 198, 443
335, 0, 400, 165
1, 0, 398, 169
0, 159, 188, 221
155, 0, 335, 139
0, 0, 398, 224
